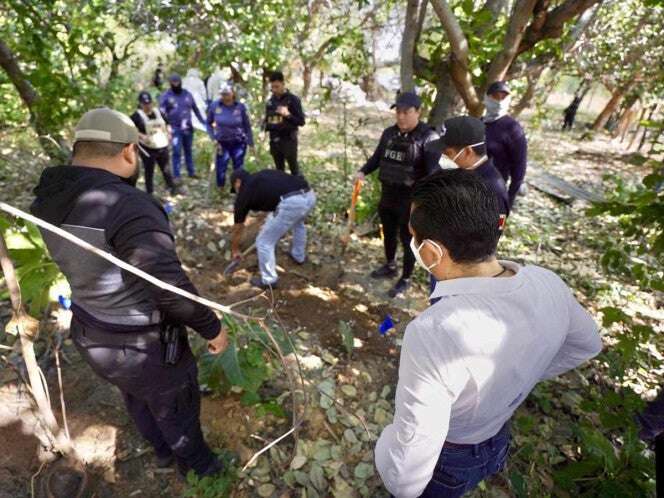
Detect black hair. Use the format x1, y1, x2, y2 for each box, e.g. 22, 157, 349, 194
72, 141, 127, 160
410, 169, 501, 263
269, 71, 285, 83
230, 168, 252, 193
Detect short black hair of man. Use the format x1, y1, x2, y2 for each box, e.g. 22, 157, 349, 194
410, 169, 501, 263
269, 71, 285, 83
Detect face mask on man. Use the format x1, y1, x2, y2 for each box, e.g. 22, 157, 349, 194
410, 237, 444, 273
448, 141, 485, 168
484, 95, 511, 122
171, 82, 182, 94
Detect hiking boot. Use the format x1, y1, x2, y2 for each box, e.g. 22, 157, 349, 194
371, 263, 398, 279
388, 278, 410, 298
250, 276, 278, 290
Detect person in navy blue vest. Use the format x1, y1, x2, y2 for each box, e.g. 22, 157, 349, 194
483, 81, 528, 209
207, 84, 254, 190
159, 73, 205, 180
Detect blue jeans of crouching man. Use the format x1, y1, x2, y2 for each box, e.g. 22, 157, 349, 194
256, 190, 316, 285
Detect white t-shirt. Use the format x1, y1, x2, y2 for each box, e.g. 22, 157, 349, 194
375, 261, 602, 498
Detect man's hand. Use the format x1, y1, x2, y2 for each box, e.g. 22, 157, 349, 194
207, 327, 229, 355
355, 171, 366, 183
276, 105, 290, 117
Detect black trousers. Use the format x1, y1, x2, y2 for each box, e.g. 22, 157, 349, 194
71, 317, 215, 475
142, 147, 175, 194
269, 136, 300, 175
378, 193, 415, 279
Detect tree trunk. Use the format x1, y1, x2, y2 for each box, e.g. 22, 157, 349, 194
0, 40, 68, 161
592, 86, 627, 132
512, 64, 546, 117
401, 0, 421, 92
628, 106, 649, 150
428, 67, 463, 127
639, 103, 658, 152
302, 63, 312, 99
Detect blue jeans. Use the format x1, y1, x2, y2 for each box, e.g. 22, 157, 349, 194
172, 128, 195, 178
256, 190, 316, 284
215, 142, 246, 187
419, 424, 511, 498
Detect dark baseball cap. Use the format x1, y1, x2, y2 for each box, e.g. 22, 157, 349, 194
391, 91, 421, 110
169, 73, 182, 83
486, 81, 510, 95
138, 91, 152, 104
426, 116, 485, 152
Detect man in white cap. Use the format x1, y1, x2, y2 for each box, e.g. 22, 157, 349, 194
30, 108, 229, 478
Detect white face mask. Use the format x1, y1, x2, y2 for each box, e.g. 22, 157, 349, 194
484, 95, 511, 121
449, 141, 485, 167
410, 237, 443, 273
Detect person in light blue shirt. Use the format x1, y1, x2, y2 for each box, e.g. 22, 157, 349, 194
159, 73, 205, 179
207, 84, 254, 189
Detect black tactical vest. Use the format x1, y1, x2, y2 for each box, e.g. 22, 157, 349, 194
378, 132, 417, 187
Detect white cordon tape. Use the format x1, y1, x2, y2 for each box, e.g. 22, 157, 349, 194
0, 202, 234, 316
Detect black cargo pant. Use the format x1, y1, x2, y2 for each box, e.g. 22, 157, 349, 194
142, 147, 176, 194
378, 187, 415, 280
269, 135, 300, 175
70, 317, 215, 475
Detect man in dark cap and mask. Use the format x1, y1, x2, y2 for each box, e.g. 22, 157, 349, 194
30, 107, 229, 478
483, 81, 528, 209
355, 91, 440, 298
159, 73, 206, 180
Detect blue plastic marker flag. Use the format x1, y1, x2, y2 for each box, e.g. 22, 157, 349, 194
58, 295, 71, 310
164, 202, 174, 215
379, 314, 394, 336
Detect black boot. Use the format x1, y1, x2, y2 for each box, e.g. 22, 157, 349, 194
370, 262, 398, 279
388, 278, 410, 298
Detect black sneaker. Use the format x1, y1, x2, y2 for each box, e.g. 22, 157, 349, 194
288, 252, 305, 265
388, 278, 410, 298
197, 457, 224, 478
371, 263, 398, 279
250, 276, 278, 290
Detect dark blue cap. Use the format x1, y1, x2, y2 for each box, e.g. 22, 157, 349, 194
138, 91, 152, 104
486, 81, 511, 96
169, 73, 181, 83
391, 91, 422, 110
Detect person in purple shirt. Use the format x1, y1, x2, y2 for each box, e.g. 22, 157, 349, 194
483, 81, 528, 209
207, 84, 254, 190
159, 73, 206, 179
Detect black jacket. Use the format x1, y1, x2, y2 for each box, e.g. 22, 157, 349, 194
30, 166, 220, 339
264, 91, 305, 139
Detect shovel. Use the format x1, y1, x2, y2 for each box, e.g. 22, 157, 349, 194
223, 243, 256, 276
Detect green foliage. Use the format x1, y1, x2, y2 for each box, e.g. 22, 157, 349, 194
587, 167, 664, 291
0, 216, 65, 316
198, 316, 291, 417
184, 449, 238, 498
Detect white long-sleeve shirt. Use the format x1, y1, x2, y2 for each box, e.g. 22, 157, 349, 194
375, 261, 602, 498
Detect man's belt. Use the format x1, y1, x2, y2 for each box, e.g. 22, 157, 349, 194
281, 188, 311, 201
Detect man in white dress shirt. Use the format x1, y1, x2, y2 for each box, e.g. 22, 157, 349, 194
375, 169, 602, 498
